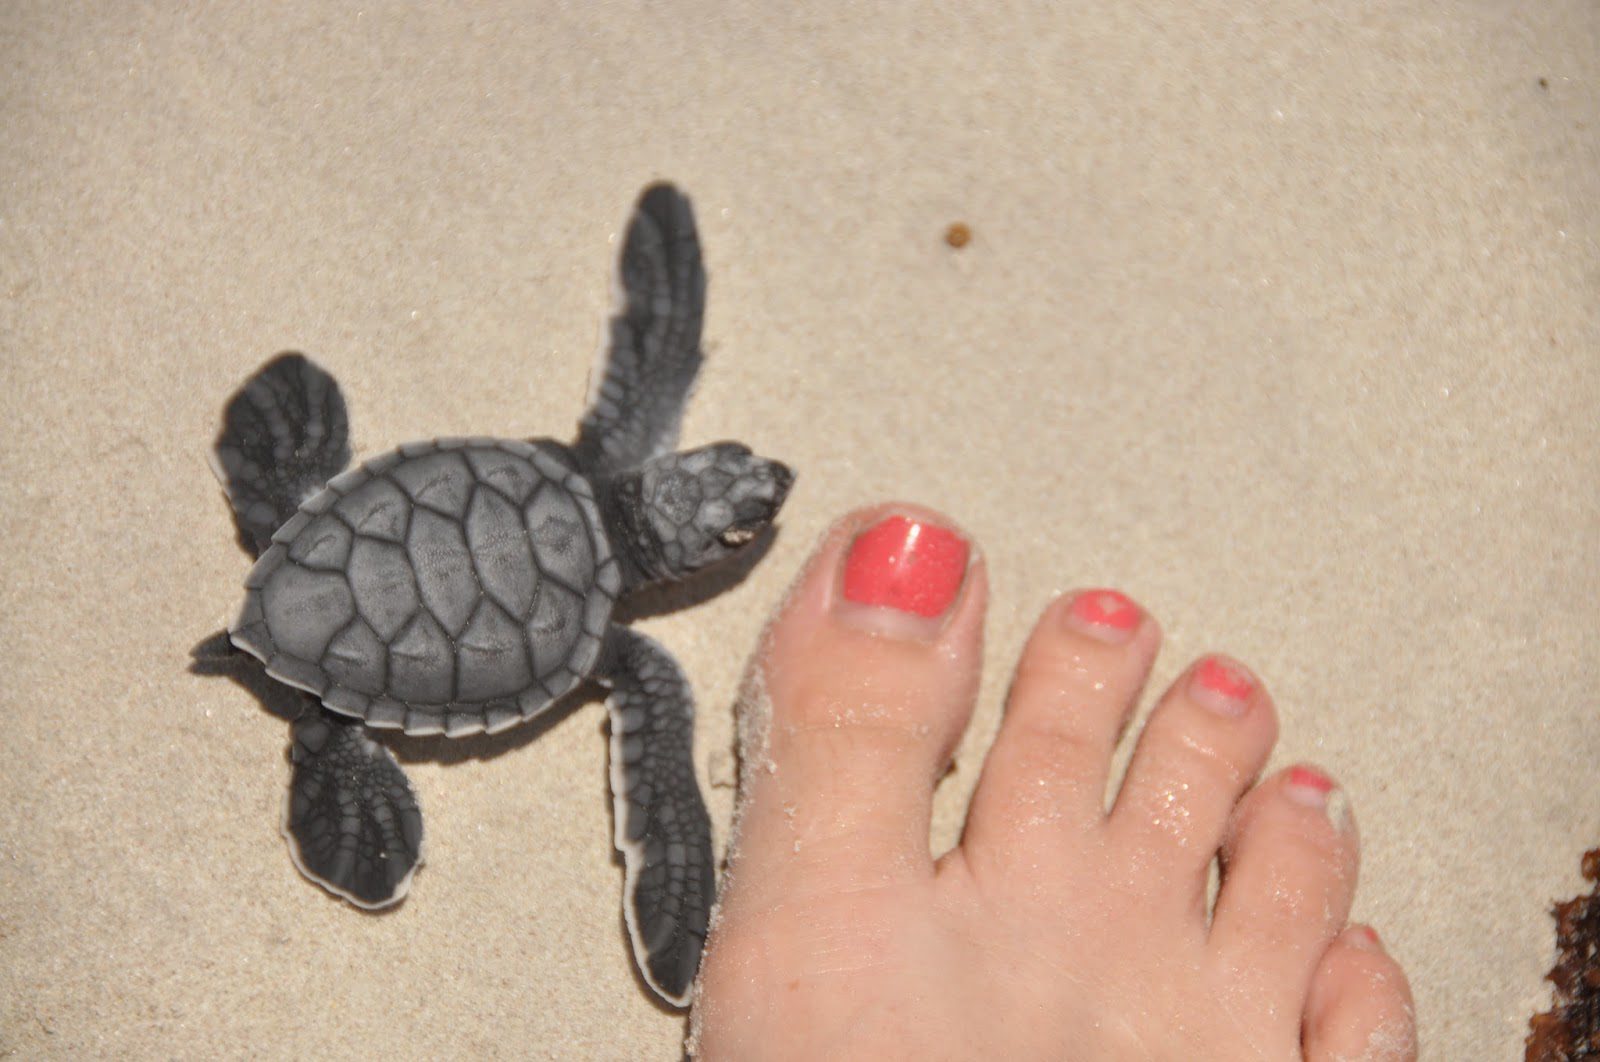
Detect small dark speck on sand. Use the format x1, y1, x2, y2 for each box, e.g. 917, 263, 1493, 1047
1538, 77, 1550, 90
944, 222, 972, 249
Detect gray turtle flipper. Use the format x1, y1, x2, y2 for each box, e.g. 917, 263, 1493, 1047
600, 627, 714, 1006
574, 183, 706, 476
189, 630, 314, 723
284, 710, 424, 909
213, 353, 351, 557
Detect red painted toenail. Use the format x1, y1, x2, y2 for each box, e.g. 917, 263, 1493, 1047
1189, 656, 1254, 716
1066, 589, 1141, 643
1287, 764, 1335, 794
1197, 657, 1253, 698
842, 515, 969, 618
1286, 764, 1354, 828
1352, 925, 1383, 951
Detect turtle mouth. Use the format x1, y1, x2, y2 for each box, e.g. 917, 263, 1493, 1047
717, 525, 760, 549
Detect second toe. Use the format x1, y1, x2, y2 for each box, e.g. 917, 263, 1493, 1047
960, 589, 1160, 871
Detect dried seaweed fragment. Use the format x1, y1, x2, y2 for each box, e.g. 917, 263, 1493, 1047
1527, 848, 1600, 1060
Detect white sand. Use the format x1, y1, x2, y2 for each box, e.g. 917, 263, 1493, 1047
2, 3, 1596, 1058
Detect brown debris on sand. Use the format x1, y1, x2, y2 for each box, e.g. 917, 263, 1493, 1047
1528, 848, 1600, 1060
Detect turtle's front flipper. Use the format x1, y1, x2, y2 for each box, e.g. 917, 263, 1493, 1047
599, 627, 715, 1006
573, 183, 706, 476
284, 710, 424, 909
212, 352, 351, 557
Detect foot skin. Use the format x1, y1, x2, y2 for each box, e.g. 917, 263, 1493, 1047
691, 505, 1416, 1061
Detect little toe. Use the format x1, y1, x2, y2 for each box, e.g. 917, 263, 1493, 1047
725, 504, 987, 906
962, 589, 1159, 864
1210, 765, 1361, 1006
1302, 926, 1418, 1062
1106, 655, 1278, 908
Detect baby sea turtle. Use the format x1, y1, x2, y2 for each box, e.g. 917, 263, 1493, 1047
204, 184, 792, 1005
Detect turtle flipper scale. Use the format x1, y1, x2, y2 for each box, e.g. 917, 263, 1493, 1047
601, 628, 715, 1007
284, 710, 424, 909
574, 183, 705, 475
213, 353, 351, 557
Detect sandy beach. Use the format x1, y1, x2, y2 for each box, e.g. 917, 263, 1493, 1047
2, 3, 1597, 1057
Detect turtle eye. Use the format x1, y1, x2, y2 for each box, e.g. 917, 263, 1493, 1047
717, 525, 758, 548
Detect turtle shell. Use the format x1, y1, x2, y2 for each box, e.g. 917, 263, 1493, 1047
230, 438, 621, 737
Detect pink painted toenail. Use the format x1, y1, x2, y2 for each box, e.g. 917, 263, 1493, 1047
842, 515, 969, 619
1286, 765, 1335, 802
1284, 765, 1353, 832
1188, 656, 1254, 716
1349, 924, 1383, 951
1065, 589, 1141, 643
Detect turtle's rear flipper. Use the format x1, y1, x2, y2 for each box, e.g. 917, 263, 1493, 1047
574, 183, 706, 475
212, 353, 351, 557
284, 710, 424, 909
188, 630, 310, 723
600, 628, 715, 1007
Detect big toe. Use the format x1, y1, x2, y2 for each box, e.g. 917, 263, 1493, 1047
721, 504, 987, 907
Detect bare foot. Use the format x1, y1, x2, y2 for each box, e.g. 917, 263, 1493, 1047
691, 505, 1416, 1061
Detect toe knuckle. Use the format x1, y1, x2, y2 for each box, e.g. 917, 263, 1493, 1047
1003, 714, 1107, 775
1004, 726, 1094, 784
1273, 820, 1351, 876
1011, 649, 1121, 706
1151, 728, 1252, 797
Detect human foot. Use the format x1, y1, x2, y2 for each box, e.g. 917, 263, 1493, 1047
690, 505, 1416, 1060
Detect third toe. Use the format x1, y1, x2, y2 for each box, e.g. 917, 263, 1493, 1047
1107, 655, 1279, 897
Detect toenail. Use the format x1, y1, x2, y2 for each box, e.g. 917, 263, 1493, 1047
1286, 765, 1335, 805
840, 514, 969, 625
1189, 656, 1254, 716
1286, 764, 1353, 830
1348, 924, 1384, 952
1064, 589, 1141, 644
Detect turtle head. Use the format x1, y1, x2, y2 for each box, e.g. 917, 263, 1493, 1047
609, 442, 794, 585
